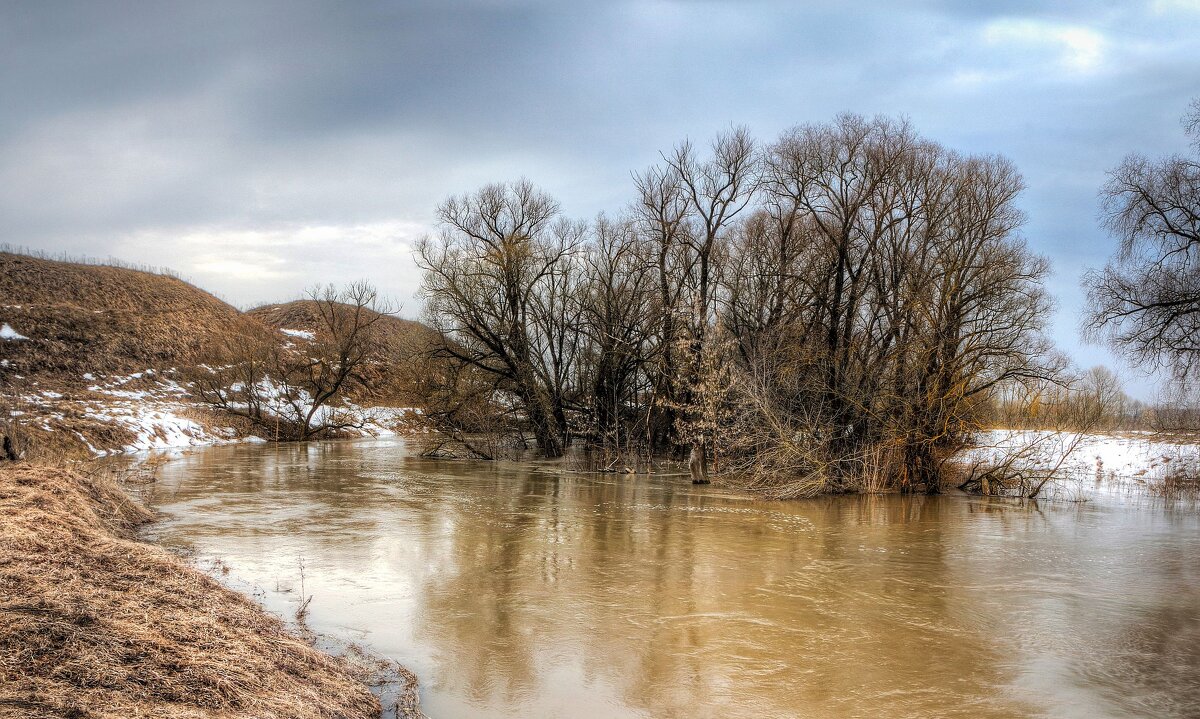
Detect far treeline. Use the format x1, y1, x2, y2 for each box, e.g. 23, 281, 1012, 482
193, 104, 1199, 498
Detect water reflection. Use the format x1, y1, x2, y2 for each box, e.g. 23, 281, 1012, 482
146, 439, 1200, 719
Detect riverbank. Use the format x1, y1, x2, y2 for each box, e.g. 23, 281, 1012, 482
2, 368, 421, 460
0, 463, 417, 718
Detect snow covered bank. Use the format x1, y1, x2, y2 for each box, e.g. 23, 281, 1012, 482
6, 369, 421, 457
961, 429, 1200, 498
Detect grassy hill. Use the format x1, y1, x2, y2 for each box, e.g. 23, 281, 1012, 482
0, 250, 441, 457
248, 300, 440, 352
0, 251, 265, 384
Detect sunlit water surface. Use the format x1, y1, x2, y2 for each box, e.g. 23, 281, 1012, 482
144, 439, 1200, 718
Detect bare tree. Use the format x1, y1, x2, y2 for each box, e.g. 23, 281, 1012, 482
723, 116, 1058, 494
632, 162, 692, 451
664, 127, 759, 482
189, 328, 277, 433
956, 370, 1110, 499
190, 282, 388, 440
578, 214, 656, 461
412, 116, 1062, 497
1154, 378, 1200, 432
1078, 365, 1129, 430
416, 180, 583, 458
412, 358, 524, 460
1084, 99, 1200, 380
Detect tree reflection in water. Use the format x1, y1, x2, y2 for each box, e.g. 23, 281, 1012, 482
148, 440, 1200, 719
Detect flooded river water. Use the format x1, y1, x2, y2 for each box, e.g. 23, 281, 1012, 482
145, 439, 1200, 718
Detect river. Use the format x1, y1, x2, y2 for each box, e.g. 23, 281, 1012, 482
143, 438, 1200, 718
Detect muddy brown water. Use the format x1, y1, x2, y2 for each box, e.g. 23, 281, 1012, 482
144, 438, 1200, 718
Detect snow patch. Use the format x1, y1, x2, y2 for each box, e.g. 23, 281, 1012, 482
0, 323, 29, 341
82, 402, 242, 452
961, 429, 1200, 499
8, 363, 423, 456
281, 328, 315, 340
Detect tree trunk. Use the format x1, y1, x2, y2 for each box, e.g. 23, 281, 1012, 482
519, 379, 564, 458
530, 416, 564, 458
2, 433, 19, 461
689, 443, 709, 484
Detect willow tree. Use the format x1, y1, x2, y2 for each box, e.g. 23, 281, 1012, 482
893, 153, 1058, 488
190, 282, 388, 441
412, 116, 1059, 494
632, 162, 691, 451
722, 116, 1057, 494
416, 180, 584, 458
661, 128, 759, 481
578, 215, 657, 455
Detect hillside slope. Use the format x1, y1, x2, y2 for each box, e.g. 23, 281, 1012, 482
0, 251, 439, 457
0, 251, 264, 383
0, 463, 389, 718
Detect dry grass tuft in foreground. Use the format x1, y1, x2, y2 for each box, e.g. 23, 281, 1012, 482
0, 464, 383, 719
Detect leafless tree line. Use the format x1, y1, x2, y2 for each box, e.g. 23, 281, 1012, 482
986, 364, 1158, 433
416, 114, 1060, 494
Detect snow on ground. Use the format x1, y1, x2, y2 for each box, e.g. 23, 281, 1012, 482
11, 368, 421, 456
222, 376, 419, 438
280, 328, 315, 340
85, 403, 244, 453
357, 405, 421, 437
962, 429, 1200, 499
0, 323, 29, 340
11, 370, 254, 454
966, 429, 1200, 479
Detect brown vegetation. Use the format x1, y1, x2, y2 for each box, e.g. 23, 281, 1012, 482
416, 181, 584, 458
188, 283, 412, 441
0, 250, 264, 383
1149, 462, 1200, 499
0, 250, 275, 458
0, 464, 385, 719
0, 250, 441, 456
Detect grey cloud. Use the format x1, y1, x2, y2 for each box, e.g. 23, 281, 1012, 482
1, 0, 1198, 396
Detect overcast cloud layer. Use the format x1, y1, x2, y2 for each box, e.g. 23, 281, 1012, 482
3, 0, 1199, 396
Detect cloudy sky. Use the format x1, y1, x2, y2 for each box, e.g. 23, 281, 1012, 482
2, 1, 1199, 395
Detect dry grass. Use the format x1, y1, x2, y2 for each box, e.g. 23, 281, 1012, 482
0, 251, 444, 455
0, 464, 385, 719
0, 250, 278, 456
1148, 464, 1200, 500
0, 250, 266, 384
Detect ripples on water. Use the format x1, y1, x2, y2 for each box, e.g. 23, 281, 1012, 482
144, 439, 1200, 719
